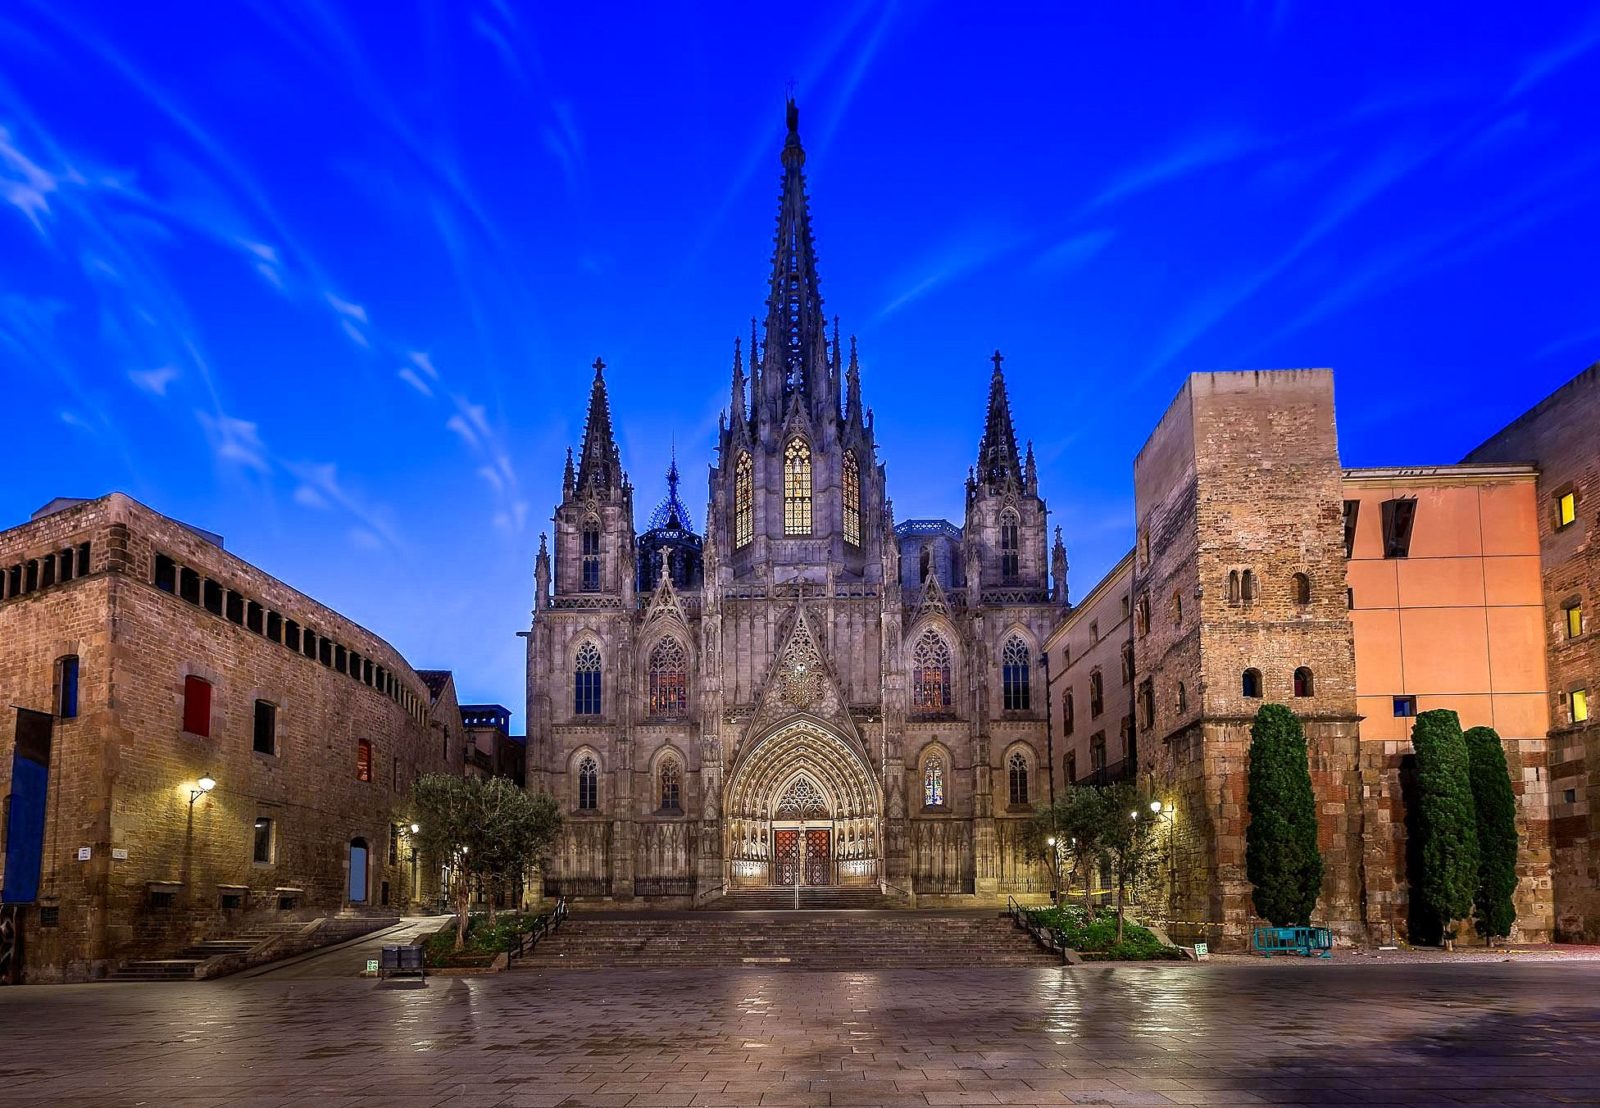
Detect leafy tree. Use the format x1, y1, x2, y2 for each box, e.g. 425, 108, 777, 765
1411, 709, 1480, 942
1026, 786, 1111, 915
411, 774, 563, 949
1100, 781, 1164, 943
1464, 726, 1519, 942
1245, 704, 1324, 927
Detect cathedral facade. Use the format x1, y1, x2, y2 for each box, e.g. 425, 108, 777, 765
525, 101, 1067, 904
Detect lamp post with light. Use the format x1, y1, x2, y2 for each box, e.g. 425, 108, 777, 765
1148, 799, 1176, 923
188, 774, 216, 806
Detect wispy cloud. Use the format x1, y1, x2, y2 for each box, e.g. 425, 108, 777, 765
195, 410, 270, 472
1032, 229, 1115, 274
398, 367, 434, 397
877, 223, 1023, 318
1505, 16, 1600, 99
128, 365, 179, 395
1085, 129, 1262, 211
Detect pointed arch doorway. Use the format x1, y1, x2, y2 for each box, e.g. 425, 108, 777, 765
724, 717, 880, 888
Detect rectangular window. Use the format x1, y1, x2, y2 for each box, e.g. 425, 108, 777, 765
253, 700, 277, 755
59, 546, 74, 581
179, 567, 200, 604
1393, 695, 1417, 718
357, 739, 372, 782
266, 611, 282, 642
154, 554, 177, 593
203, 579, 223, 615
1573, 689, 1590, 725
1089, 671, 1104, 717
183, 675, 212, 736
319, 639, 332, 667
1380, 498, 1416, 559
1566, 602, 1583, 640
40, 554, 55, 588
1556, 490, 1577, 530
38, 905, 59, 927
221, 890, 246, 911
148, 889, 176, 910
335, 645, 347, 673
225, 591, 244, 624
1342, 499, 1360, 558
253, 818, 273, 864
246, 601, 263, 634
57, 655, 80, 719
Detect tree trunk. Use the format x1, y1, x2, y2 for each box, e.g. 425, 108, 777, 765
1080, 860, 1094, 917
1115, 876, 1126, 944
453, 868, 471, 951
486, 877, 498, 925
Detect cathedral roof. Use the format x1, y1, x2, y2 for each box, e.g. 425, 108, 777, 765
895, 518, 961, 540
645, 450, 696, 534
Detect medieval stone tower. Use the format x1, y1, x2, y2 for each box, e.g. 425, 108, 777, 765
525, 100, 1069, 904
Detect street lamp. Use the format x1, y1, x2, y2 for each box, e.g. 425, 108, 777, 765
189, 774, 216, 806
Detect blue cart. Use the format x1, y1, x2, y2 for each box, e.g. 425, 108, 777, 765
1252, 926, 1333, 958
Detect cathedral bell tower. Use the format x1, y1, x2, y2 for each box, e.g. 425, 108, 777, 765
709, 99, 886, 587
962, 351, 1050, 603
551, 358, 637, 605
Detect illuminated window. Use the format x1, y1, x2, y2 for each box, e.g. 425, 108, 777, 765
658, 757, 682, 811
574, 642, 602, 716
843, 450, 861, 547
1007, 751, 1029, 805
734, 453, 754, 548
1572, 689, 1590, 725
1556, 490, 1577, 529
647, 637, 688, 718
578, 755, 599, 810
783, 438, 812, 535
580, 521, 602, 592
1001, 636, 1030, 711
911, 627, 952, 712
923, 756, 945, 807
1566, 601, 1583, 640
356, 738, 372, 782
1000, 510, 1020, 581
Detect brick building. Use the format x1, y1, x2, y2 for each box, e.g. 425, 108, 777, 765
0, 494, 465, 982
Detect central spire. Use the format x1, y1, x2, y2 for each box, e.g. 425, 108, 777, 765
975, 350, 1023, 489
763, 98, 829, 406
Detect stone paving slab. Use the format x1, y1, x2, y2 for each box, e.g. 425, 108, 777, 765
0, 962, 1598, 1105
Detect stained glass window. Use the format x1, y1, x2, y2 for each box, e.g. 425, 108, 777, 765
1000, 510, 1020, 581
1008, 751, 1029, 805
783, 439, 812, 536
578, 755, 598, 810
647, 637, 688, 718
911, 627, 952, 712
659, 758, 681, 811
580, 521, 601, 592
843, 450, 861, 547
734, 453, 754, 548
1001, 635, 1031, 711
923, 756, 945, 807
574, 642, 602, 715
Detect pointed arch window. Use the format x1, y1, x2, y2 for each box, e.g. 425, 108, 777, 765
574, 642, 602, 716
658, 757, 682, 812
577, 755, 599, 810
1000, 510, 1020, 582
1007, 751, 1030, 806
923, 756, 945, 808
734, 453, 754, 549
783, 438, 812, 535
911, 627, 953, 712
842, 450, 861, 547
580, 519, 602, 592
647, 636, 688, 718
1001, 635, 1031, 711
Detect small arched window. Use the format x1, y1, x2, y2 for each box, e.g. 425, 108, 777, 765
1293, 573, 1312, 606
647, 637, 687, 718
1294, 667, 1314, 697
1177, 681, 1188, 713
842, 450, 861, 547
658, 757, 682, 811
783, 438, 812, 535
734, 453, 754, 548
1242, 569, 1257, 604
923, 756, 945, 808
1171, 590, 1182, 625
1242, 668, 1263, 698
578, 755, 599, 810
1228, 570, 1241, 606
999, 510, 1020, 581
1001, 635, 1031, 711
574, 642, 603, 716
580, 519, 602, 592
911, 627, 953, 712
1007, 751, 1029, 806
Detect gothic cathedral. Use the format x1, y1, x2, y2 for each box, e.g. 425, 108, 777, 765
525, 101, 1069, 903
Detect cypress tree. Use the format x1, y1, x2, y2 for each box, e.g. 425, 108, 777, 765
1245, 703, 1323, 926
1411, 709, 1480, 941
1464, 725, 1519, 941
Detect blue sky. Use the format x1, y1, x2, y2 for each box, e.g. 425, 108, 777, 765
3, 3, 1597, 728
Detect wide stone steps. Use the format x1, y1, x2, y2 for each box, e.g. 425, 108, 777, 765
518, 913, 1058, 970
706, 888, 901, 910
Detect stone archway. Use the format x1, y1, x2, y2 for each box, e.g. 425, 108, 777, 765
723, 717, 881, 888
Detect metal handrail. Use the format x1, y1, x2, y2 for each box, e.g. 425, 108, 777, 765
1008, 895, 1070, 961
506, 897, 568, 964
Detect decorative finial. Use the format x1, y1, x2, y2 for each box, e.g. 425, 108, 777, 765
991, 349, 1004, 374
592, 356, 606, 375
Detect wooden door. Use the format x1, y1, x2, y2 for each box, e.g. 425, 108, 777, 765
804, 829, 831, 886
774, 829, 800, 886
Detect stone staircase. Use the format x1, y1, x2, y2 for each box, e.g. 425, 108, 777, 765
706, 886, 902, 911
517, 910, 1060, 970
108, 916, 395, 981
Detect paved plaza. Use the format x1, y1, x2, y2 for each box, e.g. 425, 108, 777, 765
2, 960, 1598, 1107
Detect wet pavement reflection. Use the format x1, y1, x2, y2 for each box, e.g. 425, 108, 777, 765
0, 960, 1597, 1105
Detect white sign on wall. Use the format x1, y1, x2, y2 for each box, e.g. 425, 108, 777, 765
76, 847, 92, 861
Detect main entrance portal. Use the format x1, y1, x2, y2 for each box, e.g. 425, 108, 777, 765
723, 718, 881, 889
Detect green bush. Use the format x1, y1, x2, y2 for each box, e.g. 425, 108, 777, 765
424, 910, 547, 966
1412, 709, 1480, 939
1245, 704, 1324, 926
1464, 726, 1519, 940
1024, 905, 1181, 960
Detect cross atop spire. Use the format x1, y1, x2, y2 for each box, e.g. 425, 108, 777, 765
763, 97, 829, 407
976, 349, 1023, 489
576, 356, 623, 491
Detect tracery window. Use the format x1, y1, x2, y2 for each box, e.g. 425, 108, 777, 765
658, 757, 682, 811
647, 637, 688, 718
1001, 636, 1030, 711
574, 641, 602, 716
580, 520, 602, 592
911, 627, 952, 712
1007, 751, 1029, 806
734, 453, 754, 548
577, 755, 598, 810
923, 756, 945, 808
783, 438, 812, 535
1000, 510, 1020, 582
842, 450, 861, 547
